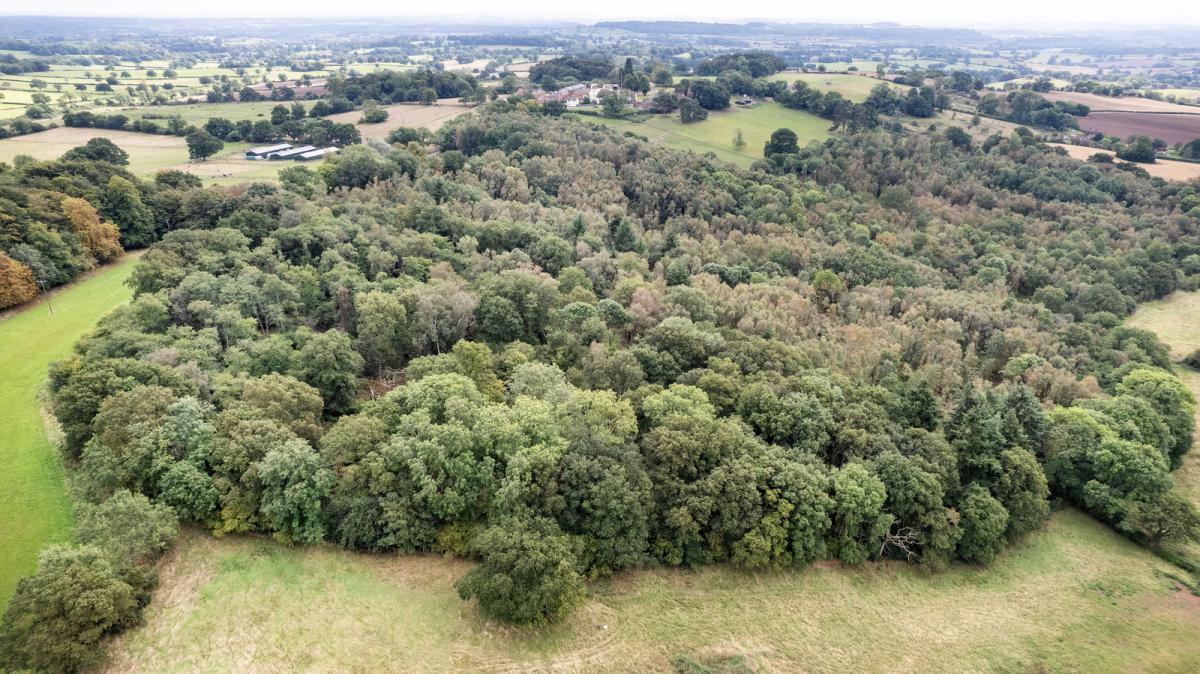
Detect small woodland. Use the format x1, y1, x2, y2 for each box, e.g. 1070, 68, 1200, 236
3, 101, 1200, 671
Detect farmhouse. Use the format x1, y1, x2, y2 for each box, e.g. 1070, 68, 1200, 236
268, 145, 317, 160
297, 147, 339, 161
535, 83, 588, 105
245, 143, 292, 159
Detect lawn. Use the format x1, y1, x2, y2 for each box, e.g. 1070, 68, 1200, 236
100, 510, 1200, 673
0, 254, 140, 609
583, 102, 830, 168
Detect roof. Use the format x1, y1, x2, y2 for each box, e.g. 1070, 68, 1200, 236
268, 145, 317, 158
247, 143, 292, 155
298, 147, 339, 160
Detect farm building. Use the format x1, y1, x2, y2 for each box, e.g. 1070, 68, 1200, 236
245, 143, 292, 159
267, 145, 317, 160
297, 147, 339, 161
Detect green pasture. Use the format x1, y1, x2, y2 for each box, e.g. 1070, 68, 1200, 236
0, 255, 140, 609
584, 102, 830, 168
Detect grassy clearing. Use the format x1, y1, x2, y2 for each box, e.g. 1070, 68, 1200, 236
1127, 291, 1200, 361
0, 254, 140, 609
101, 510, 1200, 673
1127, 291, 1200, 509
583, 102, 830, 168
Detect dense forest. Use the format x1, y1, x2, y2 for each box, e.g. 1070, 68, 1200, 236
3, 102, 1200, 670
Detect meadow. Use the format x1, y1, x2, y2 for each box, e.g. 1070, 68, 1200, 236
583, 102, 831, 168
0, 127, 192, 173
99, 510, 1200, 673
322, 99, 473, 140
118, 100, 315, 126
0, 254, 140, 609
767, 72, 906, 102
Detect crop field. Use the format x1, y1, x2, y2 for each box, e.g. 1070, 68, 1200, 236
584, 102, 830, 168
1041, 92, 1200, 114
1078, 112, 1200, 145
322, 99, 473, 141
99, 510, 1200, 673
0, 254, 140, 609
766, 72, 905, 102
1048, 143, 1200, 182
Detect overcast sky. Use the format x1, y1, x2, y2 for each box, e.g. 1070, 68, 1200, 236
1, 0, 1197, 27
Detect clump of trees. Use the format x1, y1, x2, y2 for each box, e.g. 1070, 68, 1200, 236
3, 104, 1200, 657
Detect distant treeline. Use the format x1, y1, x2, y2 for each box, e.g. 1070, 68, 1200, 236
694, 52, 786, 78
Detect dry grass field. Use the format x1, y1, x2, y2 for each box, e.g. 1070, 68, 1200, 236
97, 511, 1200, 673
765, 72, 906, 102
322, 100, 473, 141
1042, 92, 1200, 114
0, 127, 189, 173
1048, 143, 1200, 182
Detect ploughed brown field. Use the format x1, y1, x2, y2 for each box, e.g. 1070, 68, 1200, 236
1078, 112, 1200, 145
1042, 92, 1200, 114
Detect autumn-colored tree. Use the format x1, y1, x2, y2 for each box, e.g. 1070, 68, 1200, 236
0, 251, 38, 308
62, 196, 123, 263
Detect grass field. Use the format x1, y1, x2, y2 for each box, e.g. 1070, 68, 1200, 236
119, 100, 315, 126
322, 99, 473, 141
0, 254, 140, 609
583, 102, 830, 168
767, 72, 905, 102
99, 510, 1200, 673
1049, 143, 1200, 182
0, 127, 191, 173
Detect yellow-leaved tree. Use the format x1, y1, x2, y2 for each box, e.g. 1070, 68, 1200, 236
0, 250, 38, 308
62, 197, 123, 263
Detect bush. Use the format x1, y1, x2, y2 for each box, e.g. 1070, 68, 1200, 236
76, 490, 179, 565
0, 545, 140, 673
360, 107, 389, 124
455, 517, 586, 625
956, 484, 1009, 564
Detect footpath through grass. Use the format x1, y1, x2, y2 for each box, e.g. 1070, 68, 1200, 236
0, 254, 139, 609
